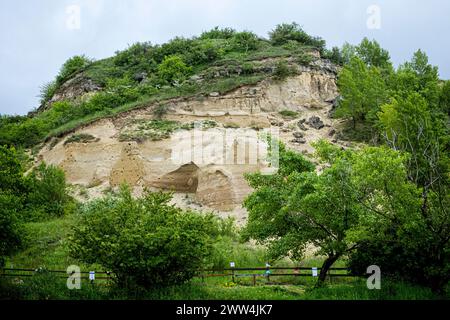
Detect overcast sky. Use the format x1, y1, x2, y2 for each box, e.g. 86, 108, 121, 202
1, 0, 449, 115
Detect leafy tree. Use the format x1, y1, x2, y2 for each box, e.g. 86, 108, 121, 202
335, 56, 388, 127
323, 46, 344, 65
69, 186, 219, 288
355, 38, 392, 71
0, 146, 25, 265
394, 50, 440, 107
0, 145, 26, 194
157, 55, 192, 85
439, 80, 450, 115
25, 162, 72, 220
0, 193, 23, 266
230, 31, 259, 53
348, 144, 450, 293
377, 93, 448, 188
243, 142, 360, 285
340, 42, 357, 65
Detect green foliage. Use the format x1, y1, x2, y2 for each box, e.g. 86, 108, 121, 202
39, 81, 58, 105
295, 51, 314, 66
24, 163, 73, 221
119, 119, 180, 142
273, 60, 294, 80
0, 23, 339, 149
278, 110, 298, 118
335, 56, 389, 127
439, 80, 450, 115
0, 193, 23, 266
157, 55, 192, 85
322, 46, 344, 65
0, 145, 26, 194
114, 42, 155, 69
394, 50, 440, 107
152, 104, 169, 119
56, 55, 92, 85
69, 186, 219, 288
200, 27, 236, 40
241, 62, 255, 74
0, 147, 24, 264
230, 31, 259, 53
355, 38, 392, 70
244, 139, 449, 290
269, 22, 326, 52
64, 133, 97, 145
377, 93, 448, 186
243, 142, 359, 284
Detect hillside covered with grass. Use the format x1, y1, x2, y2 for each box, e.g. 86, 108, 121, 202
0, 23, 339, 150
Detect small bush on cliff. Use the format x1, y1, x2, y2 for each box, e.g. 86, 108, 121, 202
157, 55, 192, 85
69, 186, 219, 288
56, 55, 93, 85
273, 60, 294, 80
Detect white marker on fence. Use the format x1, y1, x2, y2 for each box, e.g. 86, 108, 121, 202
312, 267, 318, 277
89, 271, 95, 281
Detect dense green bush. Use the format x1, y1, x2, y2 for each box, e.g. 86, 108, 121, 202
273, 60, 294, 80
0, 145, 27, 193
69, 186, 219, 288
200, 27, 236, 40
157, 55, 192, 85
439, 80, 450, 115
230, 31, 259, 52
56, 55, 93, 85
269, 22, 326, 52
0, 146, 25, 265
322, 47, 344, 65
24, 162, 73, 221
0, 193, 24, 266
114, 42, 154, 67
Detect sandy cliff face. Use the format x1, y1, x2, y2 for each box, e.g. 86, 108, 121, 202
38, 69, 339, 224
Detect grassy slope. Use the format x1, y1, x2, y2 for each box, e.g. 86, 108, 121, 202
42, 42, 316, 141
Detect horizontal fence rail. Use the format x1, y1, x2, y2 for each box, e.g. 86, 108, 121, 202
1, 266, 362, 286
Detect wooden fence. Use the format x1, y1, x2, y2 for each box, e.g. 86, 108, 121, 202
1, 265, 360, 286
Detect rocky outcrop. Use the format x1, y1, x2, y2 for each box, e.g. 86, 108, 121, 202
38, 70, 340, 224
37, 73, 102, 112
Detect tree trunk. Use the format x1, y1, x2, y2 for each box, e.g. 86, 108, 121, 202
317, 254, 339, 287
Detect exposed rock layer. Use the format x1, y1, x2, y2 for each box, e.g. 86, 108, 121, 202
38, 70, 339, 223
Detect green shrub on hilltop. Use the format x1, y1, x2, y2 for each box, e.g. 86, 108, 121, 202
230, 31, 260, 53
200, 27, 236, 40
269, 22, 326, 52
